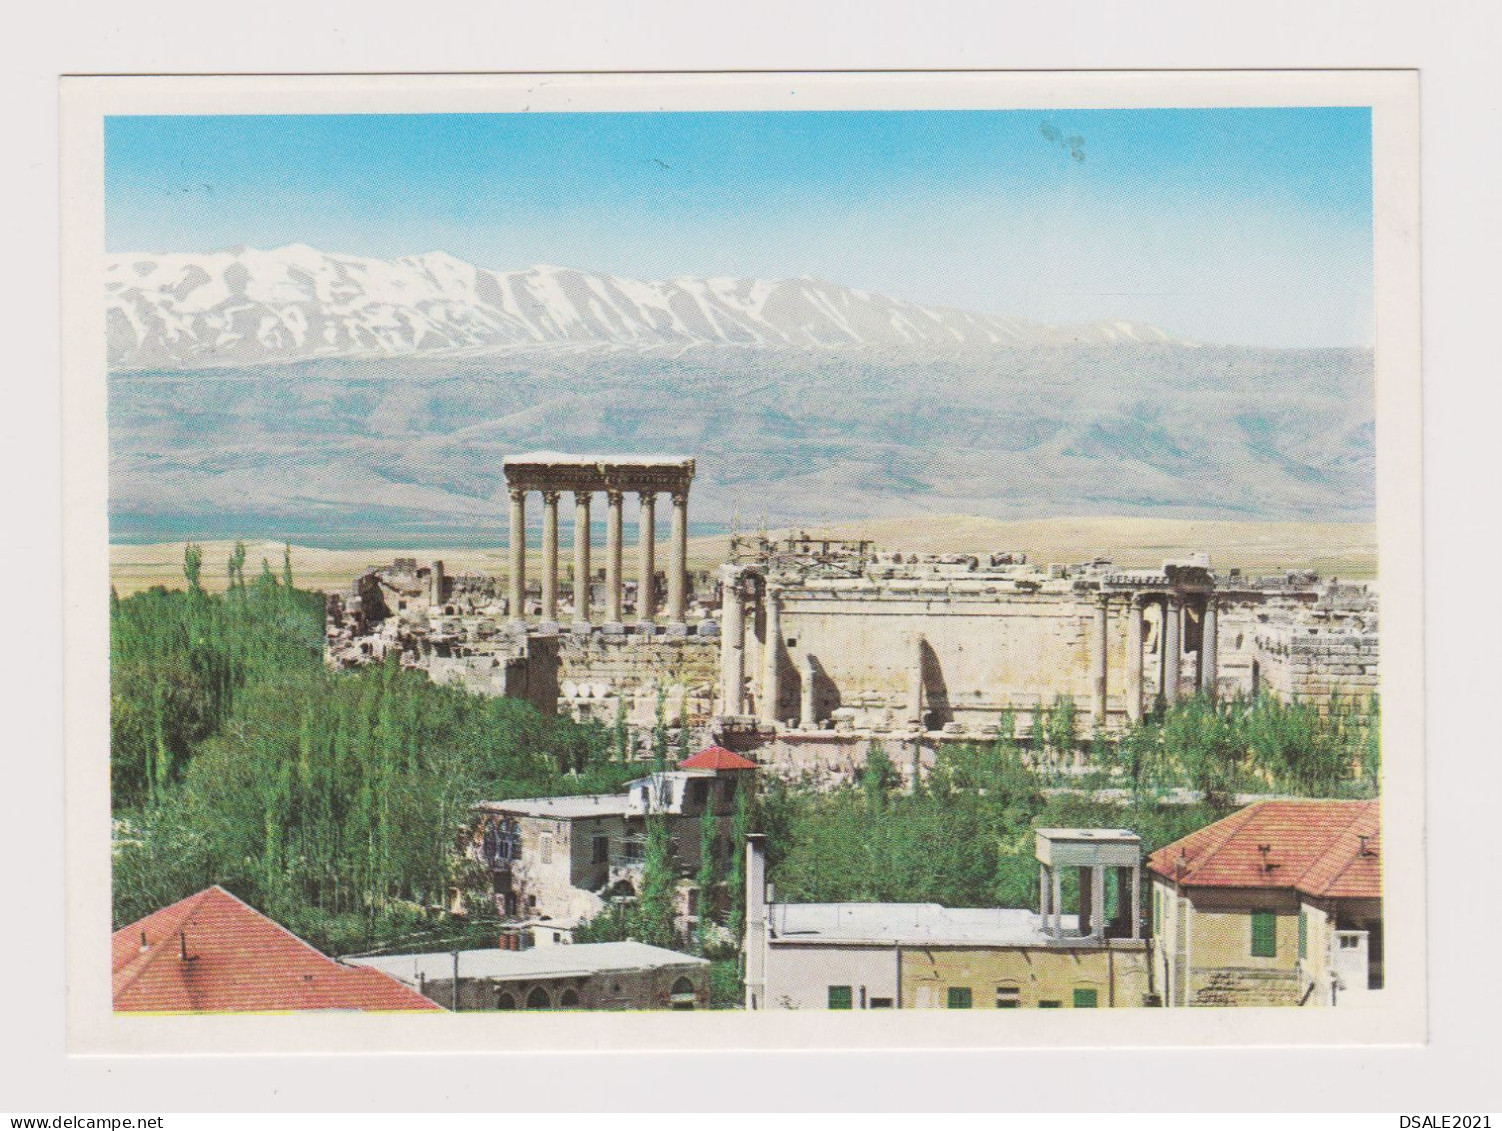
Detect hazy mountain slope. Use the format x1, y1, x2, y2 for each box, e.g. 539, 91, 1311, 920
108, 346, 1375, 542
106, 245, 1185, 369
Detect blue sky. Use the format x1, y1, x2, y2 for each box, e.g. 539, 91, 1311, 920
105, 107, 1373, 347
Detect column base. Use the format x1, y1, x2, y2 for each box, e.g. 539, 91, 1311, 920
665, 621, 690, 636
507, 619, 529, 632
570, 621, 593, 635
601, 622, 627, 636
697, 618, 719, 637
534, 620, 561, 636
634, 621, 658, 636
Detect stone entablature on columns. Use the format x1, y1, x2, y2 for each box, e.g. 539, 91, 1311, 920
502, 452, 694, 634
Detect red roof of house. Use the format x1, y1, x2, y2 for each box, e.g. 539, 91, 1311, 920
679, 745, 758, 771
112, 886, 442, 1014
1146, 799, 1381, 900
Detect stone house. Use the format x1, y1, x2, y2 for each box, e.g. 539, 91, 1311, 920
1147, 798, 1382, 1007
468, 746, 756, 930
349, 940, 710, 1011
743, 829, 1151, 1010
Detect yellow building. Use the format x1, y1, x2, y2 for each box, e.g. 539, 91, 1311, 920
1147, 799, 1381, 1008
745, 828, 1153, 1010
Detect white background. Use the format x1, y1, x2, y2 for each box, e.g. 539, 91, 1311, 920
4, 0, 1500, 1113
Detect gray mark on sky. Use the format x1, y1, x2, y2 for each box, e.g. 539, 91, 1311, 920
1039, 119, 1086, 164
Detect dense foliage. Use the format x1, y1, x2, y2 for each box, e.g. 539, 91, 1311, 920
111, 547, 636, 955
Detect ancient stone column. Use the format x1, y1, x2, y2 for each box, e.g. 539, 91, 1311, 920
1201, 597, 1219, 698
800, 652, 816, 728
909, 633, 926, 727
429, 559, 445, 607
636, 491, 656, 627
719, 566, 746, 715
1164, 594, 1182, 705
604, 489, 624, 627
507, 486, 526, 626
760, 587, 781, 726
1092, 595, 1109, 729
540, 490, 560, 625
1126, 594, 1145, 724
668, 487, 689, 629
572, 491, 591, 629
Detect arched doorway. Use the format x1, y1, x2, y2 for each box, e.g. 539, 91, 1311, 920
558, 988, 580, 1009
669, 976, 697, 1010
525, 986, 551, 1010
495, 991, 516, 1011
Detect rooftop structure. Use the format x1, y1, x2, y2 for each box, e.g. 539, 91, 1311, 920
350, 941, 708, 985
678, 745, 758, 772
1147, 799, 1380, 898
112, 886, 441, 1014
768, 903, 1074, 947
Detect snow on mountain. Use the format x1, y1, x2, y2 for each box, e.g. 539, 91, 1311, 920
105, 245, 1187, 369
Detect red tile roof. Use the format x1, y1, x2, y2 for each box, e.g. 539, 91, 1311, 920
1146, 799, 1381, 900
112, 886, 442, 1014
679, 745, 758, 771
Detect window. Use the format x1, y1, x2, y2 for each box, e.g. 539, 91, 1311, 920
540, 834, 553, 865
995, 986, 1021, 1009
593, 834, 609, 864
1251, 910, 1278, 958
1153, 888, 1162, 934
869, 997, 894, 1009
1298, 910, 1308, 959
946, 987, 972, 1009
828, 985, 853, 1010
1038, 1000, 1062, 1009
1073, 988, 1098, 1009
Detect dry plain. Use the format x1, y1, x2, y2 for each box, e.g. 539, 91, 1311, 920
109, 515, 1377, 597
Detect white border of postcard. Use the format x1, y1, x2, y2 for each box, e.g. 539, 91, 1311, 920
61, 68, 1423, 1054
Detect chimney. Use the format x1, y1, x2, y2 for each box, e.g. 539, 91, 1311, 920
743, 833, 768, 1011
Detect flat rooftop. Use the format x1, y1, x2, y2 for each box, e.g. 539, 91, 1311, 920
768, 903, 1080, 947
1036, 828, 1141, 844
348, 941, 708, 985
477, 794, 631, 820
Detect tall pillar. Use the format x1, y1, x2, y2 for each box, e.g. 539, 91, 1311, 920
507, 486, 526, 626
604, 490, 624, 627
1039, 863, 1052, 924
1079, 866, 1094, 938
1130, 863, 1142, 940
1051, 866, 1063, 938
668, 488, 689, 628
760, 587, 781, 726
719, 566, 746, 715
540, 490, 560, 625
1091, 595, 1109, 729
1126, 594, 1145, 724
1091, 865, 1107, 940
430, 559, 445, 607
909, 634, 925, 727
1164, 594, 1182, 705
800, 652, 816, 728
572, 491, 591, 629
636, 491, 656, 628
1200, 597, 1219, 698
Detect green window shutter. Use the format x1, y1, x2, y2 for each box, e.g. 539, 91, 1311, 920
1073, 988, 1098, 1008
1251, 911, 1277, 958
1298, 910, 1308, 959
828, 985, 853, 1010
1038, 1000, 1062, 1008
946, 986, 972, 1009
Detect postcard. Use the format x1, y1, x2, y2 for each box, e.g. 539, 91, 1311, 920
60, 69, 1423, 1053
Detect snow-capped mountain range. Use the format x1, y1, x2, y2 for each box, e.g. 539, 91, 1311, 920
105, 244, 1186, 369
